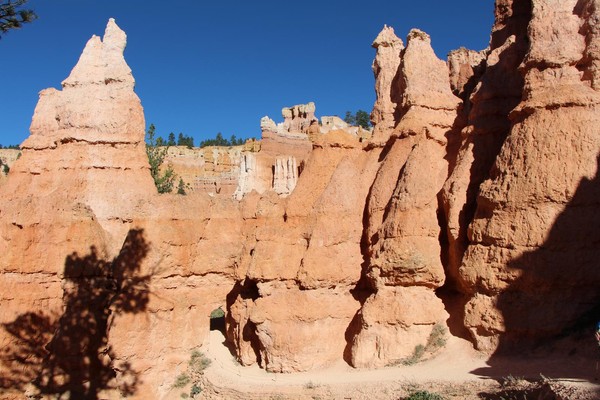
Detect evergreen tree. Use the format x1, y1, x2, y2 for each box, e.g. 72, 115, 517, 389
343, 111, 356, 126
177, 178, 186, 195
355, 110, 371, 129
0, 0, 37, 39
343, 110, 371, 129
167, 132, 176, 146
146, 124, 176, 193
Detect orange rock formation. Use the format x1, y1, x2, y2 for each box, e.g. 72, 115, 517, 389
2, 1, 600, 398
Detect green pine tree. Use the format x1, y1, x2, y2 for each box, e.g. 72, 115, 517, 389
177, 178, 187, 195
146, 124, 176, 193
0, 0, 37, 39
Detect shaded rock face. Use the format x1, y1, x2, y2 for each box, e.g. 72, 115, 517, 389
3, 1, 600, 398
458, 0, 600, 352
441, 0, 531, 291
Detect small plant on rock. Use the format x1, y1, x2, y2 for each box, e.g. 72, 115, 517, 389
402, 344, 426, 366
426, 323, 447, 351
172, 373, 190, 388
393, 323, 447, 366
189, 350, 211, 372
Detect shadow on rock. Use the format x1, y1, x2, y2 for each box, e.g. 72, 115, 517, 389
471, 155, 600, 396
1, 228, 152, 399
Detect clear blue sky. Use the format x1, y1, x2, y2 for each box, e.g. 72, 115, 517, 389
1, 1, 494, 146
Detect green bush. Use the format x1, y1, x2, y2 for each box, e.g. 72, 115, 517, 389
172, 373, 190, 388
402, 344, 425, 366
426, 324, 447, 350
406, 390, 444, 400
210, 308, 225, 319
190, 384, 202, 396
189, 350, 211, 372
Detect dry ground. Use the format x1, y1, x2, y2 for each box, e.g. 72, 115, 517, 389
165, 330, 600, 399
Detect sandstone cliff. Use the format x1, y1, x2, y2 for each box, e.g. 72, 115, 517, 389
2, 2, 600, 398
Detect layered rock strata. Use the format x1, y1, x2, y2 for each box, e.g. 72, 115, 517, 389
2, 1, 600, 398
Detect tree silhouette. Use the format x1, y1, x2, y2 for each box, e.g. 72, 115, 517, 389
1, 229, 152, 399
0, 0, 36, 39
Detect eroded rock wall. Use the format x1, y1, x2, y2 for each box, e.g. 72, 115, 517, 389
3, 1, 600, 398
459, 0, 600, 351
350, 29, 460, 368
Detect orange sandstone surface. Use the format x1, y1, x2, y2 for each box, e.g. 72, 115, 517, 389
2, 1, 600, 398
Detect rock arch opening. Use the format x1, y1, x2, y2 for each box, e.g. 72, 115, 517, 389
209, 307, 226, 334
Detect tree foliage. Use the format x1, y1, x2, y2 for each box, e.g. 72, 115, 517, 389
0, 0, 37, 38
176, 178, 187, 195
167, 132, 176, 146
343, 109, 371, 129
177, 132, 194, 148
199, 132, 245, 148
146, 124, 176, 193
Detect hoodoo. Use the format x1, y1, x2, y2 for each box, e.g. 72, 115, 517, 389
2, 1, 600, 398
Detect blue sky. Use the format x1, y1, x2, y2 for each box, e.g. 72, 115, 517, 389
1, 1, 494, 146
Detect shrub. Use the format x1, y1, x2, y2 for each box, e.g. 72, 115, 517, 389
189, 350, 211, 372
402, 344, 425, 366
190, 384, 202, 396
426, 324, 447, 350
304, 381, 319, 389
406, 390, 444, 400
172, 373, 190, 388
210, 308, 225, 319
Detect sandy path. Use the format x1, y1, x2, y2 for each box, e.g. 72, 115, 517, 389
199, 329, 600, 399
203, 330, 488, 387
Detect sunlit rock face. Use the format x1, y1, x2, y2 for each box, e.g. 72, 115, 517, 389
3, 1, 600, 397
0, 19, 239, 399
349, 28, 460, 368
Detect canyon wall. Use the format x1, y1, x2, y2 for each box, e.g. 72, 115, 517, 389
2, 1, 600, 398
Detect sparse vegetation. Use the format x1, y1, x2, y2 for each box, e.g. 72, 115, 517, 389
426, 323, 447, 351
388, 323, 448, 367
405, 390, 444, 400
500, 374, 526, 388
172, 350, 211, 398
402, 344, 426, 366
146, 123, 177, 193
304, 381, 319, 389
189, 350, 211, 372
172, 373, 190, 388
189, 384, 201, 396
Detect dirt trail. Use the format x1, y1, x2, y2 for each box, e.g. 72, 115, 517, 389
203, 330, 490, 388
196, 330, 600, 399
